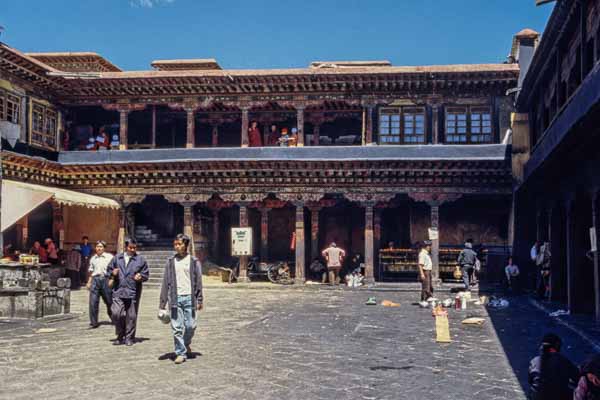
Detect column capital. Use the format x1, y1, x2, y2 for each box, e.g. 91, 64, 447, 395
408, 191, 462, 206
115, 194, 147, 207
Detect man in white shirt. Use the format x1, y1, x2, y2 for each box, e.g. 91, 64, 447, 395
418, 241, 433, 301
86, 240, 114, 328
159, 234, 204, 365
505, 256, 520, 291
321, 242, 346, 285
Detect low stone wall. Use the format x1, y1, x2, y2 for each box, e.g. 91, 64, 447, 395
0, 288, 70, 319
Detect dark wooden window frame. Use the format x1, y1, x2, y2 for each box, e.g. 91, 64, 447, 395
30, 100, 58, 151
445, 105, 493, 144
0, 89, 21, 124
378, 106, 426, 145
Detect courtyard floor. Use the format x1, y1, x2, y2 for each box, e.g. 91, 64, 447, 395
0, 285, 597, 400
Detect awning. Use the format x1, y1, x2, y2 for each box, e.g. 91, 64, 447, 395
2, 180, 120, 231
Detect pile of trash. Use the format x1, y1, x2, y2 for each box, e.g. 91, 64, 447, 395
487, 297, 510, 309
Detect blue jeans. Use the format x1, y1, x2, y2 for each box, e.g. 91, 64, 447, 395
170, 295, 197, 357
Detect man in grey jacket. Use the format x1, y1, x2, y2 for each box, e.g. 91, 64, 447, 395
159, 233, 203, 364
457, 239, 478, 290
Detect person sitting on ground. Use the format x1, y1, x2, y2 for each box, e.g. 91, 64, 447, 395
345, 253, 364, 287
575, 354, 600, 400
309, 258, 327, 283
505, 256, 520, 292
96, 127, 110, 150
528, 333, 579, 400
45, 238, 59, 265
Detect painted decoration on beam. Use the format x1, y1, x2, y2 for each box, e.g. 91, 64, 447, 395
231, 227, 253, 256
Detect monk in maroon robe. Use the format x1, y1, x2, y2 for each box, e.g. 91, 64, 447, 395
248, 121, 262, 147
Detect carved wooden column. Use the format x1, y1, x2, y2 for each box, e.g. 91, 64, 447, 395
374, 208, 382, 279
241, 107, 249, 148
238, 202, 250, 282
259, 207, 270, 262
591, 190, 600, 321
185, 108, 196, 149
116, 195, 146, 253
211, 125, 219, 147
309, 206, 321, 261
565, 196, 575, 312
182, 203, 196, 255
151, 105, 157, 149
118, 207, 126, 253
362, 103, 375, 145
211, 209, 220, 259
51, 202, 64, 250
364, 202, 375, 284
294, 202, 306, 284
15, 215, 28, 250
119, 109, 129, 150
428, 201, 440, 282
431, 104, 440, 144
313, 124, 321, 146
296, 106, 305, 147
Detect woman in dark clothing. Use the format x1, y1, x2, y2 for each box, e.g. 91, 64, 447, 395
575, 354, 600, 400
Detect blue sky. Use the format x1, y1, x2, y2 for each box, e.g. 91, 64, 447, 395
2, 0, 553, 71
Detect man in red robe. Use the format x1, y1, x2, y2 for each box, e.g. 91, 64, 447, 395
248, 121, 262, 147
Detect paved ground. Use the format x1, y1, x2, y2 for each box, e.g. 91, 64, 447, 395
0, 285, 597, 400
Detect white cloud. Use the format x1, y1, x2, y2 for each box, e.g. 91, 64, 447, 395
130, 0, 175, 8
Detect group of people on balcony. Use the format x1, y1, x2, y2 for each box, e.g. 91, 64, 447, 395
64, 124, 120, 151
248, 122, 299, 147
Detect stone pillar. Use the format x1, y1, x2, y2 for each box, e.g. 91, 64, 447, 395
151, 105, 157, 148
565, 197, 575, 312
592, 191, 600, 321
294, 202, 306, 284
52, 202, 65, 250
211, 209, 219, 260
238, 203, 250, 282
296, 106, 305, 147
431, 105, 439, 144
118, 206, 126, 254
211, 125, 219, 147
185, 109, 195, 149
309, 206, 321, 261
363, 105, 374, 144
313, 124, 320, 146
119, 110, 129, 150
428, 202, 441, 283
364, 202, 375, 284
241, 107, 249, 148
183, 203, 195, 256
259, 207, 270, 262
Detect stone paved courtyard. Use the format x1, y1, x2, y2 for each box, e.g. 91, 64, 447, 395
0, 286, 597, 400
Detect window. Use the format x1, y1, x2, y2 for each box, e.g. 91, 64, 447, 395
445, 106, 493, 144
0, 90, 21, 124
30, 101, 58, 150
379, 107, 425, 144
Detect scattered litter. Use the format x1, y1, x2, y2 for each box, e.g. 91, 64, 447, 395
479, 296, 489, 305
418, 301, 429, 308
473, 301, 482, 306
381, 300, 400, 307
365, 297, 377, 305
435, 314, 451, 343
305, 280, 321, 285
462, 317, 485, 325
442, 299, 454, 308
432, 305, 448, 317
487, 298, 510, 309
549, 309, 570, 317
35, 328, 57, 334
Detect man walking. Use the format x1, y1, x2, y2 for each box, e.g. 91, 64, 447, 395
457, 239, 478, 291
418, 241, 433, 302
321, 242, 345, 285
106, 238, 149, 346
80, 236, 93, 286
159, 234, 204, 364
86, 240, 113, 328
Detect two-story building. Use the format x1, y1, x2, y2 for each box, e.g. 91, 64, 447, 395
0, 35, 521, 284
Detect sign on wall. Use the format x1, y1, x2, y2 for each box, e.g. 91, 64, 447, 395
231, 227, 253, 256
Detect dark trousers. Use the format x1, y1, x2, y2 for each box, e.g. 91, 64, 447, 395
328, 267, 341, 285
132, 284, 142, 340
461, 266, 472, 290
421, 270, 433, 301
89, 276, 112, 326
111, 297, 138, 342
80, 257, 90, 285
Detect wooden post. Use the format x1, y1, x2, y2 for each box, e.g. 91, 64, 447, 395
212, 209, 219, 260
547, 206, 554, 300
309, 206, 321, 261
151, 105, 156, 148
565, 197, 575, 312
51, 202, 64, 250
241, 107, 249, 148
294, 202, 305, 284
118, 206, 126, 253
313, 124, 320, 146
364, 202, 375, 284
296, 106, 305, 147
259, 207, 270, 262
431, 104, 439, 144
119, 110, 129, 150
185, 109, 195, 149
429, 202, 440, 283
238, 203, 250, 282
592, 191, 600, 321
363, 105, 374, 144
183, 203, 196, 256
374, 208, 382, 280
211, 125, 219, 147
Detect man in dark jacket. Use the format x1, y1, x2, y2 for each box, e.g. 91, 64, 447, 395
528, 333, 579, 400
106, 238, 149, 346
159, 234, 203, 364
457, 239, 478, 290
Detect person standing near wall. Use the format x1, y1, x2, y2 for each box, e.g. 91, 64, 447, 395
418, 241, 433, 302
106, 238, 149, 346
159, 234, 204, 365
321, 242, 345, 285
80, 236, 93, 286
86, 240, 113, 329
457, 239, 478, 291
